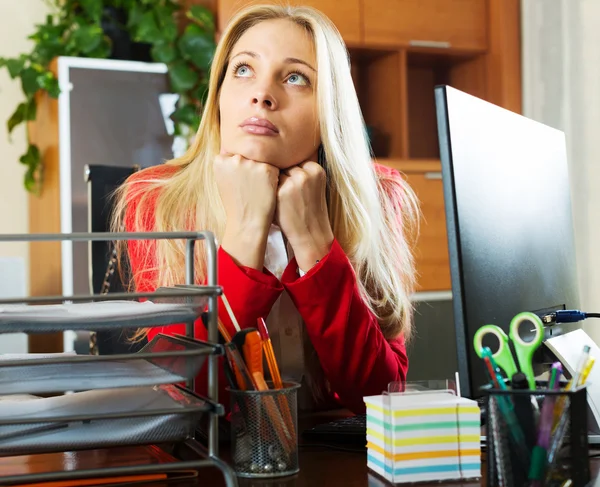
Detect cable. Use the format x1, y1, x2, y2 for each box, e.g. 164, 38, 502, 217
542, 310, 600, 324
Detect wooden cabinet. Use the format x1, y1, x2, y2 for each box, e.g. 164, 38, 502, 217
217, 0, 361, 44
401, 166, 451, 291
363, 0, 488, 51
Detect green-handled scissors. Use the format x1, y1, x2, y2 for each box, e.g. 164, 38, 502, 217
473, 311, 544, 389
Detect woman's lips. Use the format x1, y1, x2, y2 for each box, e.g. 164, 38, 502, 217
240, 117, 279, 136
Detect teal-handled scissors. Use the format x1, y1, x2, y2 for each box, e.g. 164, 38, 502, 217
473, 311, 544, 389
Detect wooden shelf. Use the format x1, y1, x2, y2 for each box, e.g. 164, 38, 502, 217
377, 158, 441, 174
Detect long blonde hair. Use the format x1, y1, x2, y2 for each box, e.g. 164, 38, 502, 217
113, 4, 419, 343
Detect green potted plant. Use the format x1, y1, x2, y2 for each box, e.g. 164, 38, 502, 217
0, 0, 216, 194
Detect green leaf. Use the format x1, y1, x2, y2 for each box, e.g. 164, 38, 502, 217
70, 25, 104, 54
153, 4, 178, 42
135, 11, 161, 43
177, 24, 216, 72
87, 39, 112, 59
7, 103, 26, 135
79, 0, 103, 22
186, 5, 215, 34
19, 143, 40, 167
168, 61, 199, 93
20, 144, 42, 194
5, 57, 26, 79
38, 71, 60, 98
24, 98, 37, 121
170, 103, 198, 126
151, 43, 177, 64
126, 2, 143, 29
21, 67, 42, 97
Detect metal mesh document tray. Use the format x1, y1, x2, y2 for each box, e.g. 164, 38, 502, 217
0, 384, 216, 455
0, 334, 217, 395
0, 299, 208, 334
0, 231, 237, 487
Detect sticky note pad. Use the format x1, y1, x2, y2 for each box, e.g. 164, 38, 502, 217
363, 392, 481, 484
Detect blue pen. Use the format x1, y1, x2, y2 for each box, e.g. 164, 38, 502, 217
529, 362, 562, 485
481, 347, 531, 466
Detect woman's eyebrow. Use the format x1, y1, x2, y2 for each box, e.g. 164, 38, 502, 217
229, 50, 316, 72
230, 50, 258, 61
285, 57, 316, 72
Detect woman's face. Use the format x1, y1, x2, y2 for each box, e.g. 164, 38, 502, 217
219, 19, 320, 169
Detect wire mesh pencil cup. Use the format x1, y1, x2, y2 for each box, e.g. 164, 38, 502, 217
483, 383, 590, 487
229, 382, 300, 478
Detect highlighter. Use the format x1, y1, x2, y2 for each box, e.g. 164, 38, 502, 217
529, 362, 562, 485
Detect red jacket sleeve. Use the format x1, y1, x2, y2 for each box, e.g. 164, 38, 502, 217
280, 238, 408, 414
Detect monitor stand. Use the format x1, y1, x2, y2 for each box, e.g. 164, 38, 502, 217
545, 328, 600, 444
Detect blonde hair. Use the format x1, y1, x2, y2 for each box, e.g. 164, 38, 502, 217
113, 5, 419, 346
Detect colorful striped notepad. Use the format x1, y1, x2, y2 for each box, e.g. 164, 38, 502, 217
363, 391, 481, 484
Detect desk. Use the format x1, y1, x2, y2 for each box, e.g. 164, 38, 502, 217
2, 412, 599, 487
178, 411, 600, 487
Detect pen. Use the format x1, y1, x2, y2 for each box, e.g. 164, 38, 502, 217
257, 317, 296, 440
481, 348, 531, 467
224, 342, 255, 391
552, 345, 591, 431
529, 362, 561, 485
546, 355, 595, 482
257, 318, 283, 389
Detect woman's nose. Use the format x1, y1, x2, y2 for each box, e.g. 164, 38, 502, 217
252, 91, 278, 110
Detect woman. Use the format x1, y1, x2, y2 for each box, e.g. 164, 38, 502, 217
114, 4, 419, 414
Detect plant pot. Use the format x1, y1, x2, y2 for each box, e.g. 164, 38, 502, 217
101, 6, 152, 62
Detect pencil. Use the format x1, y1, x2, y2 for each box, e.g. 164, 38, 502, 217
221, 293, 241, 332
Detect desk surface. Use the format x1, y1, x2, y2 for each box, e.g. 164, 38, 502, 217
198, 410, 484, 487
2, 411, 599, 487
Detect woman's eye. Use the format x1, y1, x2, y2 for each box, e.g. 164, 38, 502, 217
287, 73, 308, 86
235, 64, 252, 77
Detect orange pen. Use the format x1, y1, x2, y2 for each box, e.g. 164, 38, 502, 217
257, 318, 283, 389
257, 318, 296, 448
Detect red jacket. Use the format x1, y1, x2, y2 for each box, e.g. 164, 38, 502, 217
125, 163, 408, 414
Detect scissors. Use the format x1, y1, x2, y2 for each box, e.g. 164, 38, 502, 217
473, 311, 544, 389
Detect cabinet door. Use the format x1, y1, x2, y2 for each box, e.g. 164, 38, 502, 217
363, 0, 487, 51
403, 170, 451, 291
217, 0, 361, 45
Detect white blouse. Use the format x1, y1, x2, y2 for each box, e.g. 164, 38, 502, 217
262, 224, 305, 384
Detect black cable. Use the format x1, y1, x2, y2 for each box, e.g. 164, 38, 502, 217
586, 313, 600, 319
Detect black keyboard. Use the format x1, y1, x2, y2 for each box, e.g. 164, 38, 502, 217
302, 414, 367, 445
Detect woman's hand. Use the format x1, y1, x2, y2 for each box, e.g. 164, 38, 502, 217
215, 153, 279, 270
276, 162, 334, 273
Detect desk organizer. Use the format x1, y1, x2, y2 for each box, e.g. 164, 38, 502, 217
483, 383, 590, 487
0, 231, 237, 487
364, 389, 481, 484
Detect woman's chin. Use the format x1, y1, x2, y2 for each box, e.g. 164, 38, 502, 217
233, 143, 292, 168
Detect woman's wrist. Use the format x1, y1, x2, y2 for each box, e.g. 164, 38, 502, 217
221, 223, 270, 270
291, 232, 333, 273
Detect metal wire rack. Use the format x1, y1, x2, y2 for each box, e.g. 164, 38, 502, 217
0, 231, 237, 486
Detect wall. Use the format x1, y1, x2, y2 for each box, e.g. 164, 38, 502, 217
0, 0, 50, 276
522, 0, 600, 342
0, 1, 50, 353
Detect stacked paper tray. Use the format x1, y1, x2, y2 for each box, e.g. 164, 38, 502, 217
364, 391, 481, 484
0, 334, 217, 395
0, 384, 214, 455
0, 300, 207, 333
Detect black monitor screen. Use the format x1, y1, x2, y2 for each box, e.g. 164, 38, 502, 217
435, 85, 581, 397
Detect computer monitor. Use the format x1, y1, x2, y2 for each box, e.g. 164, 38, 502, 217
434, 85, 583, 398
